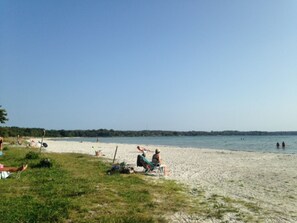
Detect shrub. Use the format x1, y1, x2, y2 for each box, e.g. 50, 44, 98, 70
3, 146, 9, 151
25, 151, 40, 160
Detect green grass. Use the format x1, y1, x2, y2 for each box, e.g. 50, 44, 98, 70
0, 146, 265, 223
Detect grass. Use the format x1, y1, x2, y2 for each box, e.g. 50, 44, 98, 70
0, 146, 264, 223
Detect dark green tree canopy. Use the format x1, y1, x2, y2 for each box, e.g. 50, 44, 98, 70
0, 106, 9, 124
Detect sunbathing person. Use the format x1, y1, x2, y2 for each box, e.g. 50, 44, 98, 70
0, 164, 28, 172
137, 146, 152, 153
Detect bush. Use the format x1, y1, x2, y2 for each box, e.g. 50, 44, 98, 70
3, 146, 9, 151
25, 151, 40, 160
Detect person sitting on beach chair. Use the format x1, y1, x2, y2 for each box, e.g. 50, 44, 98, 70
152, 149, 167, 175
152, 149, 162, 165
137, 152, 152, 172
136, 152, 166, 175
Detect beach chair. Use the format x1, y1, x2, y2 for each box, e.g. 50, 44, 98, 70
136, 154, 165, 176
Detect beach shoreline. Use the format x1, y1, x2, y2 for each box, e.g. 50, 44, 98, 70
42, 138, 297, 222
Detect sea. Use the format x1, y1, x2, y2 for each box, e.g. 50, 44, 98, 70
53, 135, 297, 154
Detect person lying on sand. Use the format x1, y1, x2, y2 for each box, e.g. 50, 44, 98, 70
137, 146, 152, 153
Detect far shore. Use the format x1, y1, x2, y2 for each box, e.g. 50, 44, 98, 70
38, 138, 297, 221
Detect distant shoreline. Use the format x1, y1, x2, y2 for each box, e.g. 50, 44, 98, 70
1, 126, 297, 138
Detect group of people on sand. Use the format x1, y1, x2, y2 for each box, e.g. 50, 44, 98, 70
276, 141, 286, 149
137, 146, 167, 175
0, 137, 28, 179
137, 146, 162, 165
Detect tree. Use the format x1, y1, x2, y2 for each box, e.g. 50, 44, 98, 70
0, 106, 9, 124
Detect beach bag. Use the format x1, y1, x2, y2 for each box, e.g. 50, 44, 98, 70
119, 162, 134, 174
106, 164, 120, 175
120, 167, 134, 174
0, 171, 11, 179
39, 158, 52, 168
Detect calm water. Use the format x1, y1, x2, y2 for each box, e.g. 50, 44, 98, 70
54, 135, 297, 154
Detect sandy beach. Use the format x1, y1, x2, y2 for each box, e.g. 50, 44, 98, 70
42, 138, 297, 222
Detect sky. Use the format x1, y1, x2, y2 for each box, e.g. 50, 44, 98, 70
1, 0, 297, 131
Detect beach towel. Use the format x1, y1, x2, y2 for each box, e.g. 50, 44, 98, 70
0, 171, 11, 179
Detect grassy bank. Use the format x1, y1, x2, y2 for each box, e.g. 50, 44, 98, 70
0, 146, 261, 223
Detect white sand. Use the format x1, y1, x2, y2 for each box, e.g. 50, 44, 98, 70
42, 138, 297, 222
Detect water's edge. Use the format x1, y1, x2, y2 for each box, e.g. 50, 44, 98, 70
51, 135, 297, 154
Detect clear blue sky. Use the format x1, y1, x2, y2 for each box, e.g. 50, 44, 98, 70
1, 0, 297, 131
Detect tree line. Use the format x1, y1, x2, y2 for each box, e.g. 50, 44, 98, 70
1, 106, 297, 137
1, 126, 297, 138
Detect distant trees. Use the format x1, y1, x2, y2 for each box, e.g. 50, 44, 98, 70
0, 126, 297, 138
0, 107, 296, 138
0, 106, 8, 124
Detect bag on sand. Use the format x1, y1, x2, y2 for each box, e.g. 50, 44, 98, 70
39, 158, 52, 168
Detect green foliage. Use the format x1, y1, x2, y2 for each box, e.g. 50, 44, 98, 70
0, 105, 9, 124
3, 146, 9, 151
25, 151, 40, 159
